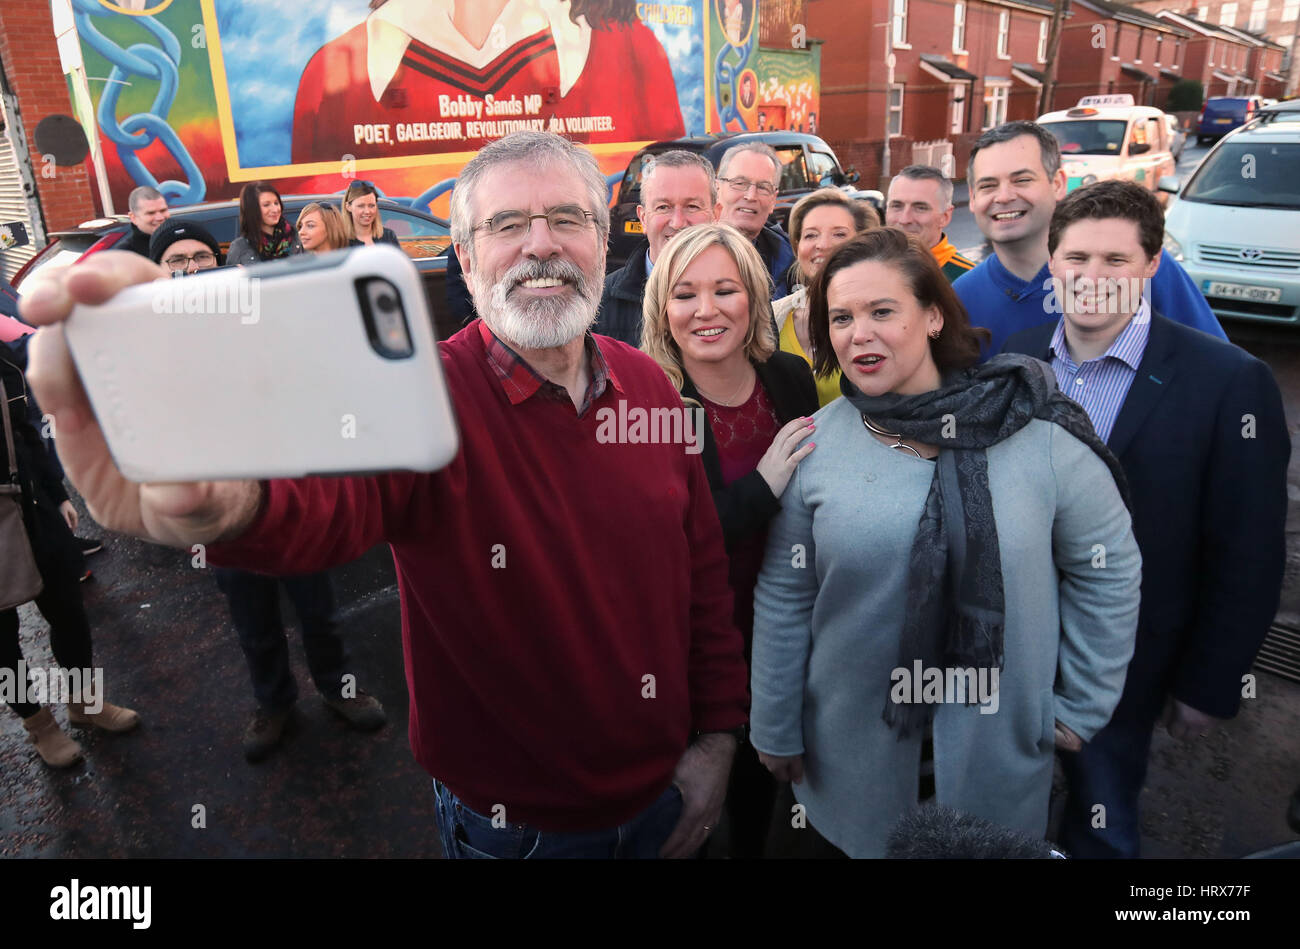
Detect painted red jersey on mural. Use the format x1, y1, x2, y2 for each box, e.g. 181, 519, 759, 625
292, 20, 685, 163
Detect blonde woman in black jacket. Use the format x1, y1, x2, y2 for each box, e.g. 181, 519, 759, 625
641, 222, 818, 857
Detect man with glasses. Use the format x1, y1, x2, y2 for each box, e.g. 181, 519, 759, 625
148, 219, 222, 274
23, 131, 748, 858
714, 143, 795, 298
595, 150, 717, 346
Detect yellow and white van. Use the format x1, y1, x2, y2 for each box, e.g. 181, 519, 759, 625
1036, 95, 1177, 197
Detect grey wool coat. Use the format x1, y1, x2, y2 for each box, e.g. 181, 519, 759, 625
750, 397, 1142, 858
226, 231, 303, 267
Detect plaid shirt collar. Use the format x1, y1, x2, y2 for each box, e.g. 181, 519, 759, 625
1049, 298, 1152, 371
477, 319, 623, 417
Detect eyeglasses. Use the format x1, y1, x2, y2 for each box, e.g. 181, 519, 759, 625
162, 251, 216, 271
718, 176, 777, 197
473, 206, 596, 240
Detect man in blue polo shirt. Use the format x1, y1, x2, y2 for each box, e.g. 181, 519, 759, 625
955, 121, 1225, 358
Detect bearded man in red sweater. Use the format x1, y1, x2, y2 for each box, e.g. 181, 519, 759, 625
21, 131, 748, 860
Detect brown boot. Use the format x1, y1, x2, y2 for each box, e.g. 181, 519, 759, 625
69, 700, 140, 733
21, 707, 84, 768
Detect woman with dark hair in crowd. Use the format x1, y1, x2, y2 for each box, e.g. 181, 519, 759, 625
341, 181, 400, 248
296, 203, 350, 254
750, 227, 1143, 857
642, 222, 818, 857
773, 190, 879, 407
227, 182, 301, 266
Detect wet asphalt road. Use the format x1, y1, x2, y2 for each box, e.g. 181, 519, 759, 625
5, 319, 1298, 860
3, 140, 1299, 860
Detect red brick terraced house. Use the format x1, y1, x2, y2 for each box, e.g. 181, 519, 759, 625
1215, 22, 1290, 96
1130, 2, 1300, 97
811, 0, 1054, 184
1051, 1, 1196, 110
1154, 9, 1267, 97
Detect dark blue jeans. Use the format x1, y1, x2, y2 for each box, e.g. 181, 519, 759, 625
1059, 712, 1159, 859
433, 779, 685, 859
212, 568, 348, 712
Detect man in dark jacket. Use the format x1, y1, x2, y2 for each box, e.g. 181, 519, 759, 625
121, 186, 170, 257
595, 150, 716, 346
714, 143, 795, 299
1001, 181, 1288, 859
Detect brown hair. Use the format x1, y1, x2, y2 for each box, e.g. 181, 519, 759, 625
296, 203, 349, 252
806, 227, 989, 379
788, 190, 880, 286
237, 181, 283, 245
642, 223, 777, 392
1048, 178, 1164, 260
342, 180, 384, 241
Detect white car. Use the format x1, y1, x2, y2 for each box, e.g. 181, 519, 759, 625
1159, 123, 1300, 327
1038, 95, 1177, 197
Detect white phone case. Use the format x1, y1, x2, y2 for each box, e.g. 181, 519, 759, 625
65, 245, 459, 482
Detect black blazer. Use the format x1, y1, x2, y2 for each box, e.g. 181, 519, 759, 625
680, 350, 819, 552
1002, 313, 1289, 721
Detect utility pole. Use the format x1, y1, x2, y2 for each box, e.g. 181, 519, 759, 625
882, 1, 896, 185
1287, 6, 1300, 98
1039, 0, 1069, 115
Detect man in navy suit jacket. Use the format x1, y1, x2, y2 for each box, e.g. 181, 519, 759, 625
1001, 180, 1289, 859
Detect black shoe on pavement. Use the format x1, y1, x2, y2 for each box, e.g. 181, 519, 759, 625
322, 690, 387, 732
1288, 784, 1300, 835
76, 536, 104, 556
243, 706, 293, 763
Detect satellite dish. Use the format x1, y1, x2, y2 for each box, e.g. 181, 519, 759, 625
34, 115, 90, 166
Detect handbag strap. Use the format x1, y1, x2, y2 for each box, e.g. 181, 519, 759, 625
0, 376, 21, 486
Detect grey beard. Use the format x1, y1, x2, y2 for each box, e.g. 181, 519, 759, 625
472, 257, 601, 350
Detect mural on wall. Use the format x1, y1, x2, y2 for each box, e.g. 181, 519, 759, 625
704, 0, 817, 135
69, 0, 816, 214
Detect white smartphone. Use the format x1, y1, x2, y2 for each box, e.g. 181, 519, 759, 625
64, 244, 459, 482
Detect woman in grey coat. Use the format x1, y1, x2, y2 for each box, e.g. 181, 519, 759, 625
750, 228, 1142, 858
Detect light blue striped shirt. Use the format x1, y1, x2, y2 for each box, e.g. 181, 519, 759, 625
1048, 300, 1151, 444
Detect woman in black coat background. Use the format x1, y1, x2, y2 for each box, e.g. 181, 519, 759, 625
1, 341, 139, 768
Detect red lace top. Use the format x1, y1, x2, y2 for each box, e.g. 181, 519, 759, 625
701, 379, 781, 652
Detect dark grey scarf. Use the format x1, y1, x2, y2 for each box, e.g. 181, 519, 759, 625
840, 354, 1130, 737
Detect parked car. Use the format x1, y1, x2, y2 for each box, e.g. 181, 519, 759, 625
1036, 95, 1177, 199
1196, 95, 1264, 145
1158, 122, 1300, 327
1249, 98, 1300, 127
1164, 113, 1187, 163
13, 195, 459, 340
606, 131, 883, 271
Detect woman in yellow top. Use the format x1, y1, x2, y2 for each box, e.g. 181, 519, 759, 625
774, 191, 879, 406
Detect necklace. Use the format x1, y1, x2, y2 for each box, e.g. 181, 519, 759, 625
695, 368, 754, 407
862, 415, 924, 459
